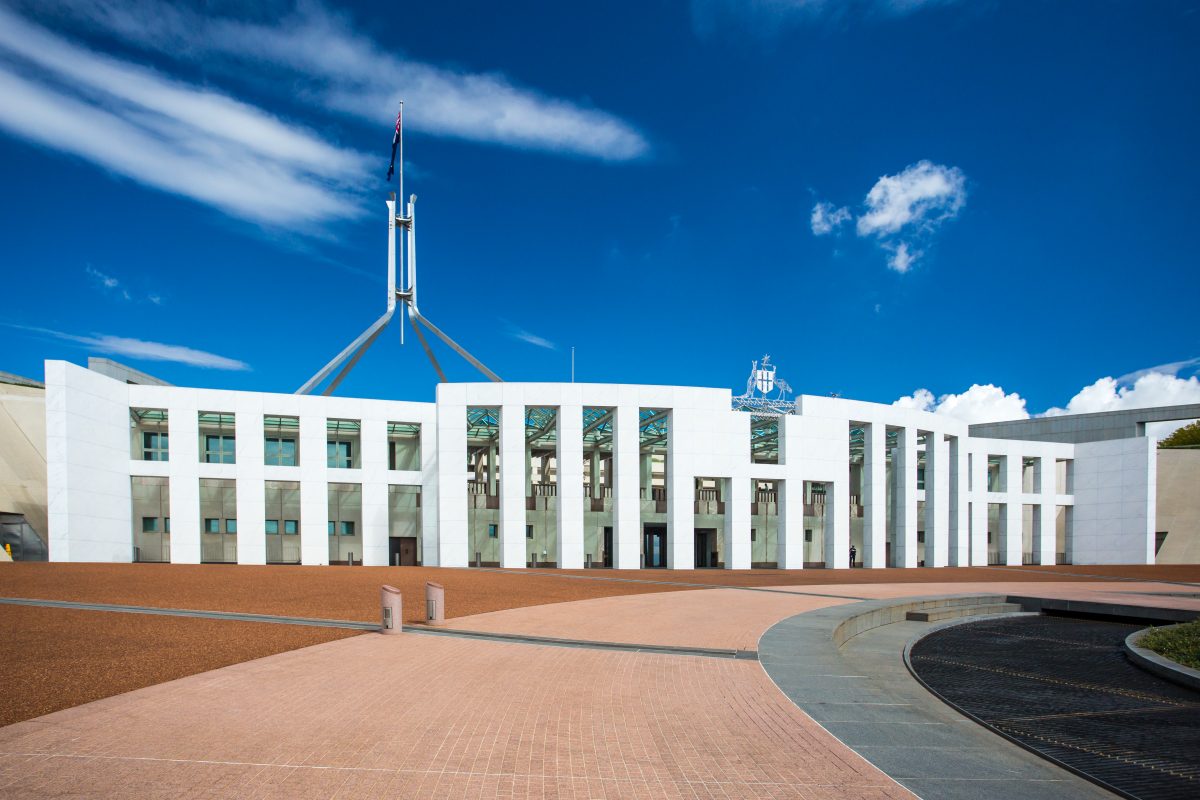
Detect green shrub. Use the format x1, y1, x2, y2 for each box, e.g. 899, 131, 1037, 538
1139, 620, 1200, 670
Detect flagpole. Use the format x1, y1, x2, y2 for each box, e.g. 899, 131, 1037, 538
397, 100, 404, 346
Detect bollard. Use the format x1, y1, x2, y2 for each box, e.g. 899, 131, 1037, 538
585, 553, 592, 569
380, 585, 403, 634
425, 581, 445, 625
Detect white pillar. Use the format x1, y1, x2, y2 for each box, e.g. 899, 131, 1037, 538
234, 401, 266, 565
1036, 457, 1055, 565
947, 437, 967, 566
1004, 456, 1022, 565
499, 403, 526, 568
970, 451, 988, 565
436, 404, 468, 567
893, 427, 918, 568
419, 419, 439, 566
824, 479, 850, 568
557, 405, 584, 569
778, 478, 804, 569
862, 423, 886, 568
925, 432, 950, 568
169, 399, 202, 564
666, 408, 694, 569
612, 404, 641, 569
299, 409, 328, 566
725, 477, 751, 569
360, 417, 388, 567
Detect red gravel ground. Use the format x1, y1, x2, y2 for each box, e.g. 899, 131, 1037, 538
4, 562, 1197, 623
1, 562, 1196, 729
0, 605, 359, 727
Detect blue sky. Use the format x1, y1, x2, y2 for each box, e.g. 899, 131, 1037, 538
2, 0, 1198, 425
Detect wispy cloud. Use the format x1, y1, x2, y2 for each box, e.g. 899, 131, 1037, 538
27, 0, 649, 162
1116, 356, 1200, 385
503, 320, 558, 350
11, 324, 249, 370
85, 265, 131, 300
811, 160, 966, 273
691, 0, 961, 38
810, 202, 851, 236
0, 5, 369, 228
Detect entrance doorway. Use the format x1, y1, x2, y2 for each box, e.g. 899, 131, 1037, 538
389, 536, 418, 566
695, 528, 718, 568
643, 525, 666, 568
602, 527, 613, 568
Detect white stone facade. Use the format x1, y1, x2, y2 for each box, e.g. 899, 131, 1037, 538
45, 360, 1159, 567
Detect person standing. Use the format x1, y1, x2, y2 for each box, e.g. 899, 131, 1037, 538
849, 544, 857, 568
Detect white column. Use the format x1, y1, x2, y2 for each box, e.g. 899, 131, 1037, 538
499, 403, 527, 568
824, 479, 850, 568
234, 399, 266, 565
862, 423, 886, 568
557, 405, 584, 569
360, 417, 388, 566
893, 427, 918, 568
947, 437, 967, 566
612, 404, 641, 569
1036, 456, 1055, 565
970, 451, 988, 565
778, 478, 803, 569
924, 433, 950, 567
778, 416, 803, 569
436, 404, 468, 567
168, 398, 201, 564
419, 419, 439, 566
299, 410, 328, 565
666, 410, 694, 569
1004, 456, 1022, 565
725, 477, 751, 569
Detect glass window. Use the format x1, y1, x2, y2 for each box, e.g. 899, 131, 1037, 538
328, 520, 335, 536
284, 519, 298, 535
225, 519, 237, 534
165, 517, 170, 533
340, 520, 355, 536
142, 516, 158, 532
265, 519, 279, 535
142, 431, 169, 461
265, 437, 297, 466
204, 518, 220, 533
327, 440, 353, 469
488, 524, 498, 539
804, 529, 813, 542
199, 412, 236, 464
204, 435, 236, 464
526, 524, 534, 539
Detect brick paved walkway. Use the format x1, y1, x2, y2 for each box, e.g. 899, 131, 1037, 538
436, 580, 1200, 651
0, 633, 912, 799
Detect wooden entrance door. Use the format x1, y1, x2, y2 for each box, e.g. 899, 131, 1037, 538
389, 536, 418, 566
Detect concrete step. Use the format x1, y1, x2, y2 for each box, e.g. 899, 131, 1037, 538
906, 603, 1022, 622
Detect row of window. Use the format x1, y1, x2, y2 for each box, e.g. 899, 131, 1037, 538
139, 431, 416, 468
142, 517, 355, 536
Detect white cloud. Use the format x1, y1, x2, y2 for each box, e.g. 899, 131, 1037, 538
691, 0, 959, 38
886, 242, 919, 273
811, 159, 966, 273
893, 384, 1029, 425
86, 265, 121, 291
0, 6, 368, 228
810, 202, 851, 235
28, 0, 649, 161
856, 160, 966, 237
1043, 372, 1200, 417
13, 325, 249, 370
506, 323, 557, 350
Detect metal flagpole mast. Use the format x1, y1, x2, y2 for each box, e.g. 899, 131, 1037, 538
397, 101, 405, 346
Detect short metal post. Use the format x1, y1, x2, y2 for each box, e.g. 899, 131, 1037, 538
585, 553, 592, 569
380, 585, 402, 634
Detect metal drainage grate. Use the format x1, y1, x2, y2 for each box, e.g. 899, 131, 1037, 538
909, 615, 1200, 800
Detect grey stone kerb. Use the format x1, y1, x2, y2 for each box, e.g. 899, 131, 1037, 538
757, 595, 1113, 800
969, 403, 1200, 444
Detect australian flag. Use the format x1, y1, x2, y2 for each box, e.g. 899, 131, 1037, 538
386, 107, 402, 182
